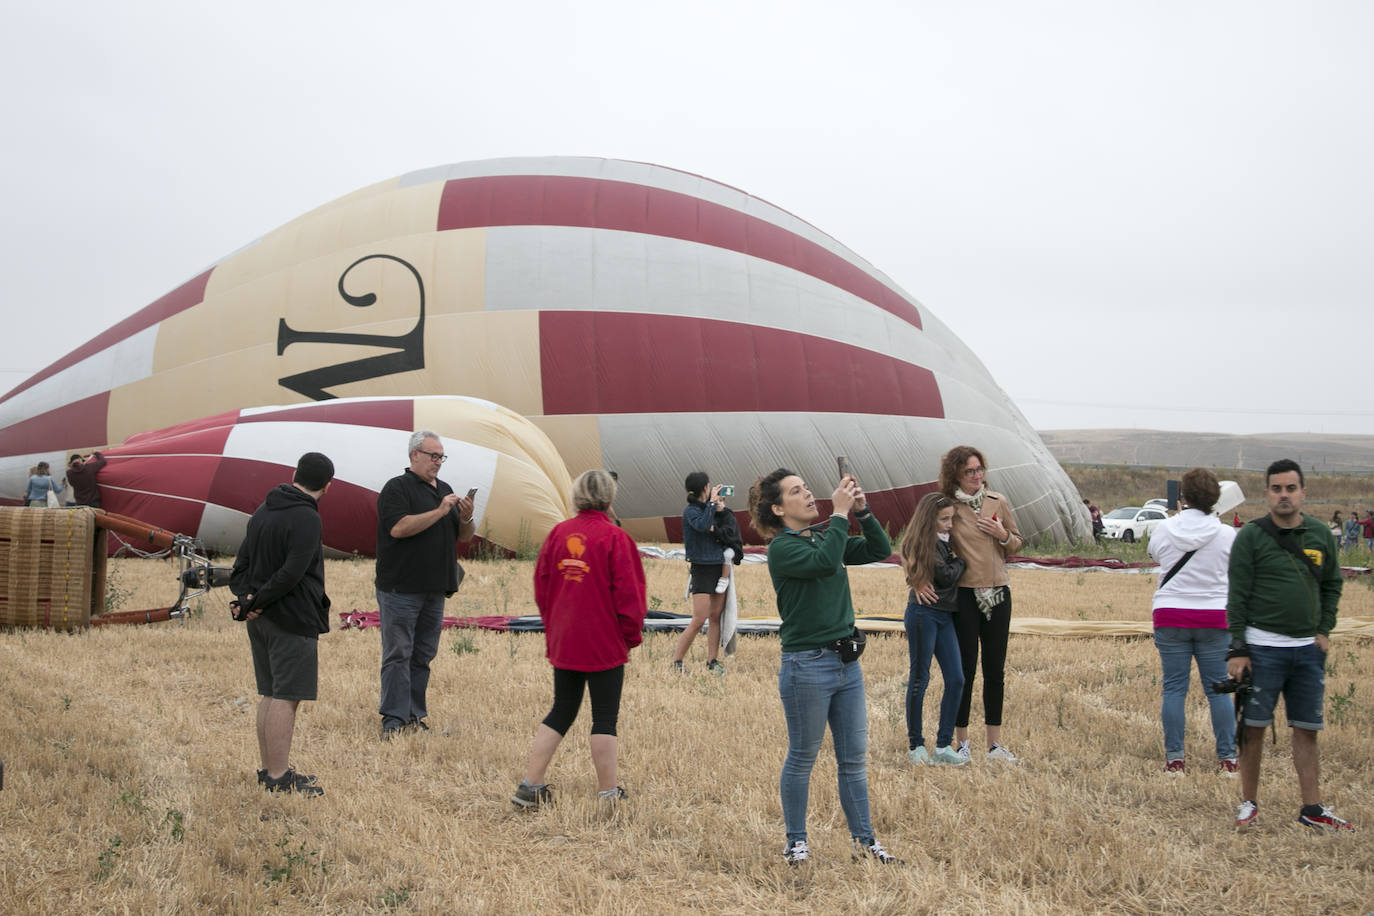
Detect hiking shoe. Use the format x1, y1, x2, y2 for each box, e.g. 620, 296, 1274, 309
258, 768, 317, 786
853, 838, 904, 865
706, 659, 725, 674
715, 577, 730, 594
783, 840, 809, 866
264, 768, 323, 797
1298, 804, 1354, 831
511, 781, 553, 810
1235, 800, 1259, 827
405, 717, 429, 732
672, 660, 684, 673
1163, 759, 1185, 774
933, 745, 969, 767
597, 786, 628, 801
1219, 758, 1239, 776
956, 739, 971, 760
986, 744, 1018, 763
908, 746, 932, 766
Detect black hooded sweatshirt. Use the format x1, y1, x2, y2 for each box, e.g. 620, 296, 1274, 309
230, 483, 330, 637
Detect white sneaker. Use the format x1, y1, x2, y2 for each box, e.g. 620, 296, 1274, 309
783, 839, 809, 865
933, 745, 969, 767
908, 746, 932, 766
956, 739, 971, 760
986, 743, 1018, 763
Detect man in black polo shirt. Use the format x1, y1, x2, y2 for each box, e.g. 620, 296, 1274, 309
375, 430, 475, 738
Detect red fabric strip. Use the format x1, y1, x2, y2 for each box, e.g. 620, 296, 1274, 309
239, 399, 416, 430
437, 175, 923, 329
539, 311, 943, 418
0, 391, 109, 457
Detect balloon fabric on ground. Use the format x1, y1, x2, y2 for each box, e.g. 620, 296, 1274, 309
0, 157, 1088, 547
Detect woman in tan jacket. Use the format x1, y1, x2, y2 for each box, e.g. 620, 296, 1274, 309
939, 446, 1022, 762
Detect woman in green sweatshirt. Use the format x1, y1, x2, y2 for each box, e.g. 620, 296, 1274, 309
749, 467, 900, 867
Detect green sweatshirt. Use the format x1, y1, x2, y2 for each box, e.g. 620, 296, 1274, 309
1226, 513, 1342, 641
766, 513, 892, 652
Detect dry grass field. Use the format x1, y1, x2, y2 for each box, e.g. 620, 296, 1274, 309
3, 554, 1373, 915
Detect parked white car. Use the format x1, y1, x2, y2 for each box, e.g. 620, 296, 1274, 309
1101, 506, 1169, 543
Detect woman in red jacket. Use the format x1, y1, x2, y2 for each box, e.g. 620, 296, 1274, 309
512, 470, 647, 809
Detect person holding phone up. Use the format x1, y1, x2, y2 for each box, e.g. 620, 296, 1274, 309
672, 471, 733, 673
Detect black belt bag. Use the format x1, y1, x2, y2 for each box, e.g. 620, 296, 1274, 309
831, 627, 867, 663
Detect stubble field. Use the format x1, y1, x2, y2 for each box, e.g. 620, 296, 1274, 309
2, 554, 1372, 915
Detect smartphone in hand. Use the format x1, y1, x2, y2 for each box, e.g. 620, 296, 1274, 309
466, 487, 478, 500
837, 456, 855, 480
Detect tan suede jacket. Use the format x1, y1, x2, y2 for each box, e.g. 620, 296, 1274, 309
949, 489, 1022, 588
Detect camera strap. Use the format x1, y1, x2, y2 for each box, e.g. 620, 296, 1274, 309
1250, 517, 1322, 581
1158, 550, 1196, 588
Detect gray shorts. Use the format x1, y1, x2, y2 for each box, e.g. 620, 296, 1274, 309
248, 614, 319, 701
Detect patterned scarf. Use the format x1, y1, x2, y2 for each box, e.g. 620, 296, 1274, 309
954, 486, 1006, 619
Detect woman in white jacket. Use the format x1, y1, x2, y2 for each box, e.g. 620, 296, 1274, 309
1149, 468, 1238, 774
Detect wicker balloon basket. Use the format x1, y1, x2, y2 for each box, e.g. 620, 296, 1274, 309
0, 507, 107, 631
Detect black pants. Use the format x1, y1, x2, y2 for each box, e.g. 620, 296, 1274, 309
542, 665, 625, 736
954, 586, 1011, 728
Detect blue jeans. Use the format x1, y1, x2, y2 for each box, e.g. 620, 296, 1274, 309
377, 588, 446, 727
1244, 642, 1326, 730
904, 601, 965, 749
1153, 627, 1236, 761
778, 648, 873, 845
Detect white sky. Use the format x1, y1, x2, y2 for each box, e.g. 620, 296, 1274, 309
3, 1, 1370, 436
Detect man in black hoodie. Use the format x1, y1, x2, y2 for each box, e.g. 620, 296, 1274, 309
230, 452, 335, 797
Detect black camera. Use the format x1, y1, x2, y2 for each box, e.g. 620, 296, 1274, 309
230, 600, 250, 622
1212, 672, 1252, 695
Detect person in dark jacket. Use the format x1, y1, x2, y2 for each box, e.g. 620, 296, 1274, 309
899, 492, 968, 767
230, 452, 335, 797
671, 471, 734, 673
66, 451, 107, 507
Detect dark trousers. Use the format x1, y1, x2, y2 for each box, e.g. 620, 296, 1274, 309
954, 586, 1012, 728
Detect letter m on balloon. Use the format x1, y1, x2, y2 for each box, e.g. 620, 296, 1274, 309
276, 254, 426, 400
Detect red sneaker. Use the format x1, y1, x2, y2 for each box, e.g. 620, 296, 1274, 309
1163, 759, 1185, 774
1219, 758, 1239, 776
1235, 800, 1258, 827
1298, 805, 1354, 831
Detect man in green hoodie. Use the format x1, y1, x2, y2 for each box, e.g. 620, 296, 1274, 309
1226, 459, 1350, 831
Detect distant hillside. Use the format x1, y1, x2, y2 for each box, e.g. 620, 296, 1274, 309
1038, 429, 1374, 475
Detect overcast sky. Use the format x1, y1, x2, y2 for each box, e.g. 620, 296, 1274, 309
4, 1, 1370, 436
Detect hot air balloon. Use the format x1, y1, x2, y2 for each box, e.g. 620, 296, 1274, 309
0, 157, 1089, 548
81, 396, 571, 556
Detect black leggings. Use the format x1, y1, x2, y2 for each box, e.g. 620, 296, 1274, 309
954, 586, 1012, 729
542, 666, 625, 737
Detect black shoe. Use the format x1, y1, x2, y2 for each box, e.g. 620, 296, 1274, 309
264, 768, 324, 798
852, 838, 903, 865
512, 782, 554, 810
257, 768, 317, 786
381, 716, 407, 740
706, 659, 725, 674
405, 717, 430, 732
